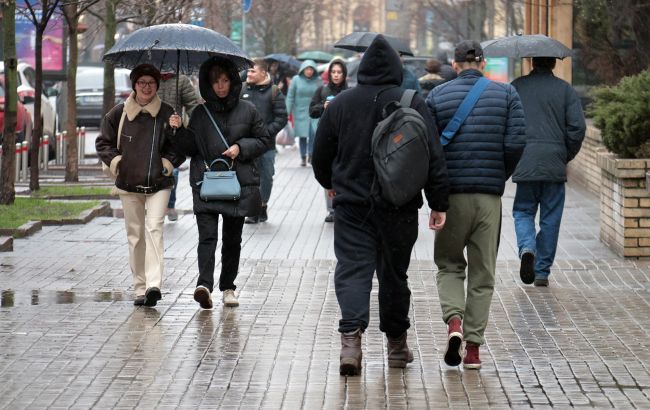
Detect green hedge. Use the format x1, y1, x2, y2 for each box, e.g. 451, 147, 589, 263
590, 69, 650, 158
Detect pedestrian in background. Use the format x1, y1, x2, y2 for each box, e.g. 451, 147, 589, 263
309, 58, 348, 223
400, 54, 422, 94
157, 72, 200, 222
426, 40, 526, 370
241, 58, 288, 224
168, 56, 270, 310
418, 58, 445, 98
313, 35, 449, 376
286, 59, 321, 167
511, 57, 586, 287
96, 64, 184, 307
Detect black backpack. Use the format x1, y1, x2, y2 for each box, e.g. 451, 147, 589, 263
371, 89, 430, 207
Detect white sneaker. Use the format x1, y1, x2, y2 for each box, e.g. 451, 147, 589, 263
222, 289, 239, 307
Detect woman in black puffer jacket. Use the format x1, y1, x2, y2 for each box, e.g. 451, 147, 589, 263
169, 56, 270, 310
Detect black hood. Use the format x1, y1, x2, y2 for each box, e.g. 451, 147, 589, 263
357, 35, 402, 86
198, 56, 242, 112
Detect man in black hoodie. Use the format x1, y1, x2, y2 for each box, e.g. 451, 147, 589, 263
312, 35, 450, 376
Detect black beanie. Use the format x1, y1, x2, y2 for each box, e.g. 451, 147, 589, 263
130, 64, 161, 91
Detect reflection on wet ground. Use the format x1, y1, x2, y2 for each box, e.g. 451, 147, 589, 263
0, 289, 126, 307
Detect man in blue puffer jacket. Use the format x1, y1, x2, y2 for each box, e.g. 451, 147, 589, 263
426, 40, 526, 370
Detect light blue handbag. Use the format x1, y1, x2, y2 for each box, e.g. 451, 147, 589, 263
197, 158, 241, 201
196, 105, 241, 201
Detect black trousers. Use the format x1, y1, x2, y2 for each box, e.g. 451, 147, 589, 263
196, 212, 245, 292
333, 204, 418, 337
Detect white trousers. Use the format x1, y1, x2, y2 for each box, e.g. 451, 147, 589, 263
119, 189, 171, 296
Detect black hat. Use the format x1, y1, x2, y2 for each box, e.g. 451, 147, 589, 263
130, 64, 161, 91
454, 40, 484, 63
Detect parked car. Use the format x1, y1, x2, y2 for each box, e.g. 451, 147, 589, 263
75, 66, 131, 127
0, 79, 33, 147
0, 61, 57, 139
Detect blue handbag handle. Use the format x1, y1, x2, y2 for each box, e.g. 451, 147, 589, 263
208, 158, 234, 171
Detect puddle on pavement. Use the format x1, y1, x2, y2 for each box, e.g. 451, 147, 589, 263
1, 289, 126, 307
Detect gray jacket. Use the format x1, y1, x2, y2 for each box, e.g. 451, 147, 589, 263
511, 68, 586, 182
157, 74, 199, 117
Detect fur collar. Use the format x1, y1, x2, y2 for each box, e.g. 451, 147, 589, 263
124, 91, 162, 121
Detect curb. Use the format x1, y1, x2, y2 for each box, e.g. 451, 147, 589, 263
0, 202, 112, 251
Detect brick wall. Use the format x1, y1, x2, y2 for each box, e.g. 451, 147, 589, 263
597, 152, 650, 257
567, 122, 606, 197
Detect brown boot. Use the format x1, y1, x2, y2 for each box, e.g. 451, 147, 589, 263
340, 329, 362, 376
387, 332, 414, 368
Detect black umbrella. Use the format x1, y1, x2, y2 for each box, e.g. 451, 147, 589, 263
334, 32, 414, 56
480, 34, 573, 59
103, 24, 253, 112
264, 53, 301, 70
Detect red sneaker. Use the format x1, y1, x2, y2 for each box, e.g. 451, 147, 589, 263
444, 316, 463, 366
463, 342, 482, 369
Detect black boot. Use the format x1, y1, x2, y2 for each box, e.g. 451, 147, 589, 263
387, 332, 414, 368
340, 329, 363, 376
259, 204, 268, 222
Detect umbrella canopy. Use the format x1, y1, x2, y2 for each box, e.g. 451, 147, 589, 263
334, 32, 414, 56
103, 23, 253, 74
480, 34, 573, 59
264, 53, 301, 70
297, 51, 334, 63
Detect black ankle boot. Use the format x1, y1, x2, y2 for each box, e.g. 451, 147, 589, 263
259, 204, 268, 222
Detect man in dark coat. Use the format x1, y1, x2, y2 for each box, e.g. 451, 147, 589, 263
312, 35, 450, 376
426, 40, 526, 370
511, 57, 586, 287
241, 58, 288, 224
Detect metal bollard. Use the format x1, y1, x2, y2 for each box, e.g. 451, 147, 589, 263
61, 131, 67, 165
15, 143, 21, 182
43, 135, 49, 172
56, 132, 63, 165
21, 141, 28, 182
80, 126, 86, 162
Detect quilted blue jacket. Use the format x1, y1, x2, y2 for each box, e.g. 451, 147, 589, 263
426, 69, 526, 196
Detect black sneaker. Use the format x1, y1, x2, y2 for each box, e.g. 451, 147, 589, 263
245, 216, 259, 224
519, 252, 535, 284
133, 295, 145, 306
534, 277, 549, 287
324, 212, 334, 223
259, 205, 268, 222
144, 287, 162, 307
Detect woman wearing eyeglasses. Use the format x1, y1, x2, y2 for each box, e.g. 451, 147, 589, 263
96, 63, 184, 308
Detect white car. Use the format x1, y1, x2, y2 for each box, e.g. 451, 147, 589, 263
0, 61, 58, 139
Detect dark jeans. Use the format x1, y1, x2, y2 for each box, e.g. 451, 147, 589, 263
333, 204, 418, 337
256, 150, 276, 204
167, 168, 179, 208
513, 182, 565, 279
196, 212, 245, 292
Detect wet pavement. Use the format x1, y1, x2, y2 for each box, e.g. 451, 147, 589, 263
2, 145, 650, 409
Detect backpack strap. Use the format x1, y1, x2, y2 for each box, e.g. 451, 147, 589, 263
399, 89, 417, 109
440, 77, 490, 146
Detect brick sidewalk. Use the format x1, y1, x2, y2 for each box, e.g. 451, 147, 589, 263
2, 146, 650, 408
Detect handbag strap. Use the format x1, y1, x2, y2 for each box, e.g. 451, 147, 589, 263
197, 104, 235, 171
201, 104, 230, 150
440, 77, 490, 146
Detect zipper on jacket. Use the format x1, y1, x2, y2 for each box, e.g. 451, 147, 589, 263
147, 118, 157, 187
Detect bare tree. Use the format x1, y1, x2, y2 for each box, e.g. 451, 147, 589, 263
60, 0, 100, 182
575, 0, 650, 84
20, 0, 61, 191
1, 0, 18, 204
247, 0, 314, 54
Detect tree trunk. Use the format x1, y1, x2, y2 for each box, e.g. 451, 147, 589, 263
30, 26, 43, 191
64, 3, 79, 182
1, 0, 17, 205
102, 0, 117, 120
